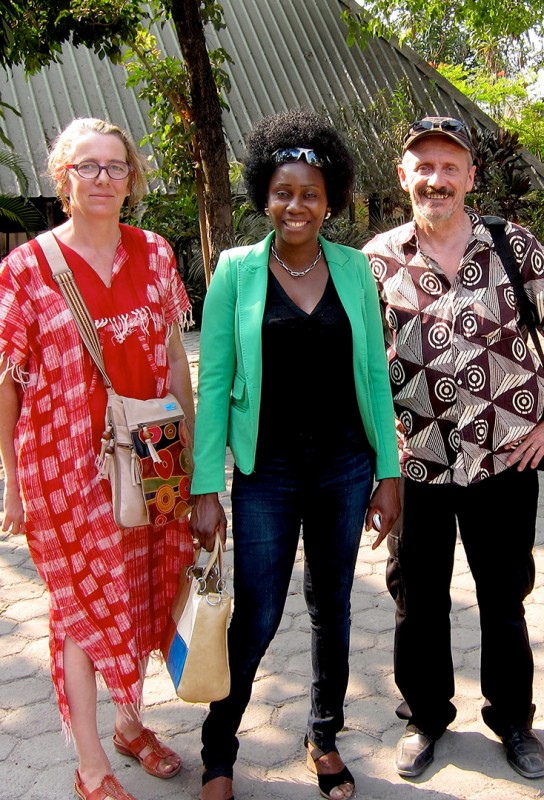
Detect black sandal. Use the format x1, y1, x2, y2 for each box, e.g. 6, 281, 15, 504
306, 742, 355, 800
201, 767, 234, 800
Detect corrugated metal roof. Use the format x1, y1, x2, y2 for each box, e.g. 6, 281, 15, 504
1, 0, 543, 196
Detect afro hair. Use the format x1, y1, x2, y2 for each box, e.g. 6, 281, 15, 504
243, 108, 355, 217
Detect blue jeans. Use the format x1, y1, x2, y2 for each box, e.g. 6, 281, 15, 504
201, 438, 374, 774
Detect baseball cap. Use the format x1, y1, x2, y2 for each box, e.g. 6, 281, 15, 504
402, 117, 474, 155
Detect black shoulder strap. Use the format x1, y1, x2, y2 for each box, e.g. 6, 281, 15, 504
482, 215, 544, 365
482, 215, 537, 330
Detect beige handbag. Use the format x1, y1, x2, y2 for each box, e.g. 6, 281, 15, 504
161, 533, 231, 703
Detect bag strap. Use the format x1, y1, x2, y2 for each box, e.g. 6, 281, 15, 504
482, 215, 544, 367
36, 231, 113, 390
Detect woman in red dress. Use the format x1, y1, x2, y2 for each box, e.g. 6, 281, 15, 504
0, 119, 195, 800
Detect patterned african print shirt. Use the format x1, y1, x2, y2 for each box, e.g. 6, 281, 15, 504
364, 208, 544, 486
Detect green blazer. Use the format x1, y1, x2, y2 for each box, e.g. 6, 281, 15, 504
191, 232, 400, 494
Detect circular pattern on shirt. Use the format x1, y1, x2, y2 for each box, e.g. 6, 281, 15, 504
512, 336, 527, 362
448, 429, 461, 451
420, 271, 442, 295
435, 376, 457, 403
531, 247, 544, 275
462, 262, 483, 287
390, 359, 405, 385
371, 257, 387, 283
399, 410, 413, 435
428, 322, 452, 350
510, 234, 526, 263
405, 460, 428, 482
504, 285, 516, 310
461, 312, 478, 337
385, 307, 398, 331
513, 389, 535, 415
474, 420, 489, 444
466, 365, 486, 392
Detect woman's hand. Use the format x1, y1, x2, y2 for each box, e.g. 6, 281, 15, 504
0, 371, 24, 535
506, 422, 544, 471
364, 477, 401, 550
189, 492, 228, 552
1, 480, 25, 535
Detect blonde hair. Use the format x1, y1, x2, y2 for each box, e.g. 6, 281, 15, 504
47, 118, 148, 214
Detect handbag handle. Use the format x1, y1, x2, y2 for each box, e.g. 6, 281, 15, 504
36, 231, 113, 390
200, 532, 224, 581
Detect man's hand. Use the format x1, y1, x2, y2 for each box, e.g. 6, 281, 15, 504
505, 422, 544, 471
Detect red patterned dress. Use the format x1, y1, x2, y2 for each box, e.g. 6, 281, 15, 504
0, 224, 193, 729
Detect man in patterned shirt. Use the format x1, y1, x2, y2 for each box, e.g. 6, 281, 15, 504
364, 116, 544, 780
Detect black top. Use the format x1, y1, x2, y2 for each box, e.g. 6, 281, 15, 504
256, 270, 368, 455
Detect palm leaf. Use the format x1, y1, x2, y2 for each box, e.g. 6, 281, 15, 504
0, 149, 31, 194
0, 195, 44, 232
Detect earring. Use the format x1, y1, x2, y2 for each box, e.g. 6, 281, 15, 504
264, 207, 269, 216
325, 211, 331, 220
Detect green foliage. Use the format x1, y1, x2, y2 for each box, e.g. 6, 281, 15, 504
436, 63, 544, 164
124, 26, 231, 191
500, 100, 544, 163
0, 194, 43, 231
0, 149, 44, 231
0, 0, 229, 74
467, 126, 532, 221
129, 188, 204, 320
2, 0, 146, 73
519, 190, 544, 242
231, 199, 271, 246
330, 81, 424, 227
0, 148, 32, 194
321, 216, 367, 249
343, 0, 544, 74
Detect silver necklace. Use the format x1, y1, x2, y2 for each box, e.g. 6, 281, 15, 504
271, 241, 322, 277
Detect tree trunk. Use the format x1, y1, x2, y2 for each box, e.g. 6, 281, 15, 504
170, 0, 234, 276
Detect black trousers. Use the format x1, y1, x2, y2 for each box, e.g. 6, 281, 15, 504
386, 467, 538, 740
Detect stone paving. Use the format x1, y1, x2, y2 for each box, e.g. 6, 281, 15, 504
1, 330, 544, 800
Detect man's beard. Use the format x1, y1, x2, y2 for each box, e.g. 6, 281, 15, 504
414, 186, 456, 223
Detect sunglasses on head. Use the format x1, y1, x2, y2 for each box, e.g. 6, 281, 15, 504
404, 118, 468, 142
271, 147, 328, 168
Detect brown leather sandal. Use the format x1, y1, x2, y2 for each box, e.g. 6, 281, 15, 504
112, 727, 182, 779
74, 769, 138, 800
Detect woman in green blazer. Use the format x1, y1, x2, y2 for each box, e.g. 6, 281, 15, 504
190, 109, 400, 800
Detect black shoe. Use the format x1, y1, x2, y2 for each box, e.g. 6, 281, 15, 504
395, 724, 435, 778
306, 742, 355, 800
501, 728, 544, 779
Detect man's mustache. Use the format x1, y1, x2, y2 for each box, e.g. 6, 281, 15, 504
418, 187, 455, 198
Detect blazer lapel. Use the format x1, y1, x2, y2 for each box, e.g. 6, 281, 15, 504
236, 232, 273, 389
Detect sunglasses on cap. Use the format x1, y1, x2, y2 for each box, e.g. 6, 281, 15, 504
271, 147, 329, 168
404, 118, 468, 143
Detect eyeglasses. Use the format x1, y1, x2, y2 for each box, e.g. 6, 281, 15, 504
66, 161, 131, 180
404, 118, 468, 143
271, 147, 329, 168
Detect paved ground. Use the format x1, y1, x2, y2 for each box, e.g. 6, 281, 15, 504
1, 330, 544, 800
